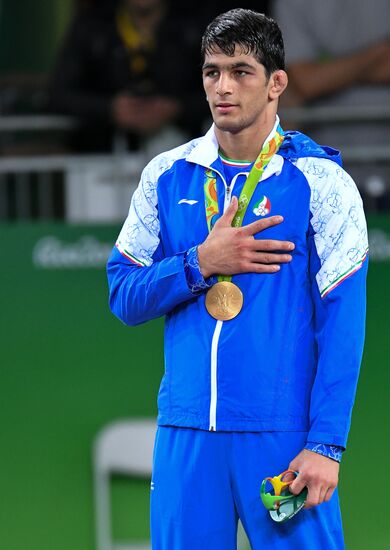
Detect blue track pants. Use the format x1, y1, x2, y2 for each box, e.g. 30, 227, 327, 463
150, 427, 344, 549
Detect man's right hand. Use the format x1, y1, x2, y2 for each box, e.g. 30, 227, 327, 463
197, 196, 295, 279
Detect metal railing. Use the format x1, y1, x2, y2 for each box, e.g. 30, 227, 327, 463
0, 114, 78, 132
0, 107, 389, 221
0, 152, 146, 222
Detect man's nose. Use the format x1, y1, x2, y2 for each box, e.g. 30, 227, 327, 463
216, 73, 232, 96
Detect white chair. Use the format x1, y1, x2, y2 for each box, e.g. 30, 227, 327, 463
93, 418, 156, 550
93, 418, 250, 550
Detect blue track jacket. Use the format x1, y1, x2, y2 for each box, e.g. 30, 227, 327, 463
107, 119, 368, 449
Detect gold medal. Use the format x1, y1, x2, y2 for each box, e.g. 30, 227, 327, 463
205, 281, 243, 321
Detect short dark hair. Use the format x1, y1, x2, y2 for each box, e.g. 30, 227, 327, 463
201, 9, 285, 78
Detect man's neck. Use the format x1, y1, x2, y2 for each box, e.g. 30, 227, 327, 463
215, 116, 277, 162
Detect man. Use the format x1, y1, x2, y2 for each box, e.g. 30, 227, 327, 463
48, 0, 205, 152
272, 0, 390, 208
107, 9, 368, 549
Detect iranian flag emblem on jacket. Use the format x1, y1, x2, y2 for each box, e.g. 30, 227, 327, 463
253, 195, 271, 217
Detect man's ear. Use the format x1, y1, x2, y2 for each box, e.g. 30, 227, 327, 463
268, 70, 288, 100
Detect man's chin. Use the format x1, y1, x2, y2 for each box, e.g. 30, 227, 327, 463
214, 118, 244, 134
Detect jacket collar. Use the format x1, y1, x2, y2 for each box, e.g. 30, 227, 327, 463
186, 116, 284, 182
186, 124, 219, 167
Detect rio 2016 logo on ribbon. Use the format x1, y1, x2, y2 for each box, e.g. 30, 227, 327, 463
253, 195, 271, 217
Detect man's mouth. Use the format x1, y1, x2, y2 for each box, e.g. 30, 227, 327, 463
215, 103, 237, 113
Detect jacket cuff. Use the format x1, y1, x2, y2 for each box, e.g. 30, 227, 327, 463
305, 441, 344, 463
184, 246, 217, 294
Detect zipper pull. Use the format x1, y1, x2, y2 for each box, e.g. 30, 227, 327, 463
225, 186, 232, 209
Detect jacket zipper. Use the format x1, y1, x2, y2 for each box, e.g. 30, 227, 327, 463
208, 169, 249, 431
207, 156, 281, 429
209, 319, 223, 431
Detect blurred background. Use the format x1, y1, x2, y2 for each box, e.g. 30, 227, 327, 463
0, 1, 389, 549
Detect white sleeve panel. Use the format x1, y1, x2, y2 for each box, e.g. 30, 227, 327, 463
295, 157, 368, 298
116, 140, 199, 266
116, 162, 161, 267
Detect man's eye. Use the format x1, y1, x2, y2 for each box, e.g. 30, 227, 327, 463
205, 70, 218, 78
235, 70, 248, 77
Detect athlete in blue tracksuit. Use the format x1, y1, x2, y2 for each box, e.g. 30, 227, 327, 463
107, 9, 368, 549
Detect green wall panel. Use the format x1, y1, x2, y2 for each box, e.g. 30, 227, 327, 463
0, 223, 162, 549
1, 217, 389, 549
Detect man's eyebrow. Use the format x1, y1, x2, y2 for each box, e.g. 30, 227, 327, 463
202, 61, 256, 71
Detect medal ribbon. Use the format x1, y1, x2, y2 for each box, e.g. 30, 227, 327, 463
203, 125, 284, 282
